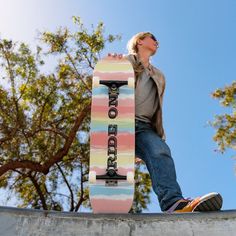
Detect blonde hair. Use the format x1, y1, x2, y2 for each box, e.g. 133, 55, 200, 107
127, 32, 156, 54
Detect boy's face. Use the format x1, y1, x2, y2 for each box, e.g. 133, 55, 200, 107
137, 35, 159, 55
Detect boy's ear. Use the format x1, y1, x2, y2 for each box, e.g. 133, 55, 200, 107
137, 39, 143, 45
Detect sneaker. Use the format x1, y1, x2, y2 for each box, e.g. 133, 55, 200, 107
166, 192, 223, 213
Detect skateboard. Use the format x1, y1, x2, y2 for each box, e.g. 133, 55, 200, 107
89, 54, 135, 213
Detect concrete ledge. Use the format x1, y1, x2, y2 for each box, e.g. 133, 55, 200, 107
0, 206, 236, 236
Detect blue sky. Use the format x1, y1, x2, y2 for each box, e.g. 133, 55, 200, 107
0, 0, 236, 212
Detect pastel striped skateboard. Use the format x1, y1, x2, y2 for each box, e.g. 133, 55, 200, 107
89, 54, 135, 213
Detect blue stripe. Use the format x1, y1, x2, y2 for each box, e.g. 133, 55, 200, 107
90, 123, 134, 133
92, 87, 134, 96
90, 185, 134, 196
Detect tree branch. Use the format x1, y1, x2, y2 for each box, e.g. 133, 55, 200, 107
0, 103, 91, 177
75, 164, 85, 212
28, 173, 48, 210
56, 163, 75, 211
64, 49, 92, 93
26, 127, 68, 140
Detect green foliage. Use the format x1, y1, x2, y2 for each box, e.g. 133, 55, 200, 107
129, 164, 152, 213
0, 17, 115, 211
211, 82, 236, 152
0, 16, 151, 213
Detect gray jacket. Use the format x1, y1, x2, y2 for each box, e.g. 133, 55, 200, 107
126, 54, 166, 140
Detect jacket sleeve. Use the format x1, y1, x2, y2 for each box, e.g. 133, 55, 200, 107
159, 73, 166, 107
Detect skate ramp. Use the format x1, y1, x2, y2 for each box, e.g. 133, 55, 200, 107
0, 206, 236, 236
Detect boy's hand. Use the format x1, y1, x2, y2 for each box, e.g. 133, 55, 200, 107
107, 53, 123, 58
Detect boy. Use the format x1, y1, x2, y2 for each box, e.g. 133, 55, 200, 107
126, 32, 222, 212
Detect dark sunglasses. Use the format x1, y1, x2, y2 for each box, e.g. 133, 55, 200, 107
150, 34, 157, 42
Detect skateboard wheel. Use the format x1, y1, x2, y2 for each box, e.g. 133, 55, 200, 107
93, 76, 100, 87
127, 171, 134, 184
128, 77, 134, 88
89, 171, 96, 184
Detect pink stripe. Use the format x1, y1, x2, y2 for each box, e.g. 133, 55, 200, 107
90, 133, 135, 148
91, 112, 134, 119
94, 72, 134, 80
101, 57, 129, 63
90, 198, 133, 213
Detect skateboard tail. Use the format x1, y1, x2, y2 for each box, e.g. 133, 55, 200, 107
90, 181, 134, 213
91, 198, 134, 213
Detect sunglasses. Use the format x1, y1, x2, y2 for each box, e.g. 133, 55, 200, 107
150, 34, 157, 42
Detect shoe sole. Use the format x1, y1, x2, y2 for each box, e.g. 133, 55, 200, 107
193, 192, 223, 212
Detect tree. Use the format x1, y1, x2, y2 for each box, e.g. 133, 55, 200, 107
129, 164, 152, 213
211, 81, 236, 153
0, 16, 151, 212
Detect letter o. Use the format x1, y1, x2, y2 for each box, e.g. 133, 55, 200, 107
108, 107, 118, 119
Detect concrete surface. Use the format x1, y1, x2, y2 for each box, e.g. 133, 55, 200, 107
0, 206, 236, 236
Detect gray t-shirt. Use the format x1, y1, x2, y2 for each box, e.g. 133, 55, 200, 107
135, 69, 159, 123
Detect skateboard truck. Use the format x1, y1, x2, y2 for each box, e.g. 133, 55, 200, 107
89, 169, 134, 186
96, 168, 127, 186
99, 80, 128, 89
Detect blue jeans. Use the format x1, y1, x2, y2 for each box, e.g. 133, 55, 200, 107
135, 120, 183, 211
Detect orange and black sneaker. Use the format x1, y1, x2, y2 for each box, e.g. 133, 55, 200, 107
166, 192, 223, 213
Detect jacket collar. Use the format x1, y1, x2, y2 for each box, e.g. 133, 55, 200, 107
127, 54, 163, 97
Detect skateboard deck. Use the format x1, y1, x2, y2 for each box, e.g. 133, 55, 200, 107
89, 54, 135, 213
